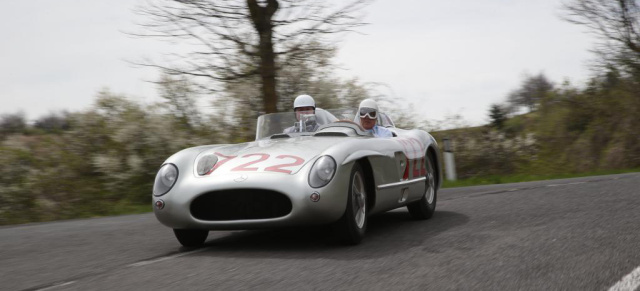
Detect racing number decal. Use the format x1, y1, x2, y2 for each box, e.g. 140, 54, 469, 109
206, 153, 305, 174
403, 157, 410, 180
231, 154, 270, 172
398, 138, 428, 179
413, 157, 421, 178
410, 138, 428, 177
264, 155, 305, 174
209, 153, 238, 174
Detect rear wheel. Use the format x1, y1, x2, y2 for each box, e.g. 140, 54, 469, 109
335, 163, 367, 245
173, 229, 208, 247
407, 154, 437, 220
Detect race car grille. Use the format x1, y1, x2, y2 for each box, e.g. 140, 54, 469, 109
190, 189, 292, 221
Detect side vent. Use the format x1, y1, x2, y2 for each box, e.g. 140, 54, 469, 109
271, 134, 291, 139
314, 132, 348, 137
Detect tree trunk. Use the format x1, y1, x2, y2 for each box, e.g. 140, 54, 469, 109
248, 0, 279, 113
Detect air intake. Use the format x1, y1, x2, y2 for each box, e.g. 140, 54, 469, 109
190, 189, 292, 220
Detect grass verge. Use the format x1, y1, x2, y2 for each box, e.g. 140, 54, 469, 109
107, 203, 152, 216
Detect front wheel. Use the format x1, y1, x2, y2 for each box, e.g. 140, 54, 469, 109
173, 229, 208, 247
335, 163, 368, 245
407, 154, 437, 220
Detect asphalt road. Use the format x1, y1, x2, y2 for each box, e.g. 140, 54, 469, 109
2, 173, 639, 291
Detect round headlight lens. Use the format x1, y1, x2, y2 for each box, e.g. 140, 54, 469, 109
197, 154, 218, 176
153, 163, 179, 196
309, 156, 336, 188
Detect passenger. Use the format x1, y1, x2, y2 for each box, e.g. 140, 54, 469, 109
358, 99, 393, 138
283, 95, 319, 134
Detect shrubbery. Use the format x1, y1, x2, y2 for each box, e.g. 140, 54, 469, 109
0, 70, 416, 224
432, 72, 640, 180
0, 89, 222, 224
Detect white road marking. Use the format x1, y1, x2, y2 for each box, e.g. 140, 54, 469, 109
609, 265, 640, 291
546, 181, 587, 187
128, 248, 208, 267
35, 281, 76, 291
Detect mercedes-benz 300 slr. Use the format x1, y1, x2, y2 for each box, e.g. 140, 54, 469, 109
153, 109, 442, 246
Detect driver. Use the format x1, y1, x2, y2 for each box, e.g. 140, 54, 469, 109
283, 95, 319, 134
358, 99, 393, 138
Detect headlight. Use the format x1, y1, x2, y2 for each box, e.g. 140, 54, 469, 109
196, 154, 218, 176
153, 163, 179, 196
309, 156, 336, 188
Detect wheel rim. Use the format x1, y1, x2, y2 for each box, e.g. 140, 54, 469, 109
351, 171, 366, 228
425, 171, 435, 205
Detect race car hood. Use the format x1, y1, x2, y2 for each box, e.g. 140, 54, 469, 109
195, 136, 344, 176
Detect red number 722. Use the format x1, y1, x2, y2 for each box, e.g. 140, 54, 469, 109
207, 153, 305, 175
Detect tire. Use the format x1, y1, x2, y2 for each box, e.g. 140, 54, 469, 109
173, 229, 209, 247
407, 154, 437, 220
335, 163, 368, 245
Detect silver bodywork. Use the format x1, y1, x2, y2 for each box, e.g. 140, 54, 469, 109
153, 111, 442, 231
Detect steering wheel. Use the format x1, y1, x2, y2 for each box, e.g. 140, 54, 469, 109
316, 120, 368, 133
335, 120, 365, 131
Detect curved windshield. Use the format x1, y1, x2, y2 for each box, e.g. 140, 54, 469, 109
255, 108, 338, 140
326, 108, 357, 121
326, 108, 396, 128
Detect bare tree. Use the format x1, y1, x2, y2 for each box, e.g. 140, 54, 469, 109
134, 0, 371, 113
157, 75, 203, 130
564, 0, 640, 74
34, 111, 71, 133
507, 73, 554, 112
0, 112, 27, 136
488, 103, 508, 129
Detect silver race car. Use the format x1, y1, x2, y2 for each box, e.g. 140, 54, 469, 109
152, 108, 442, 246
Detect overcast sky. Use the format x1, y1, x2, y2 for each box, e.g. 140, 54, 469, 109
0, 0, 595, 126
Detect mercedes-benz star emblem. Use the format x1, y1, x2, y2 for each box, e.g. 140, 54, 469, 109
234, 175, 248, 182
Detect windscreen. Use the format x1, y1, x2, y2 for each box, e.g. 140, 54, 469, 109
326, 108, 395, 128
255, 108, 338, 140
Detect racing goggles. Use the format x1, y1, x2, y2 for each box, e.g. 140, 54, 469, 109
359, 107, 378, 119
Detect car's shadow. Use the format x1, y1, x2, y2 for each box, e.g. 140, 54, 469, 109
187, 210, 469, 260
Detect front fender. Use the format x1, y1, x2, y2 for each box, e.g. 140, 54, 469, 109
342, 150, 390, 165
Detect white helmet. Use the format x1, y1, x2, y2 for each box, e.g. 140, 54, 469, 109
293, 94, 316, 109
357, 99, 380, 120
358, 99, 378, 111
